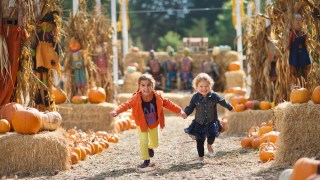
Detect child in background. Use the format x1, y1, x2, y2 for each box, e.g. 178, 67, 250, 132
184, 73, 234, 163
111, 74, 187, 168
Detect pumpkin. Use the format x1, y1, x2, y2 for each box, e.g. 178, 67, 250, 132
88, 87, 106, 103
253, 100, 261, 110
291, 157, 320, 180
234, 103, 246, 112
258, 126, 273, 136
220, 118, 228, 133
230, 96, 247, 107
245, 100, 255, 110
252, 137, 261, 149
227, 87, 246, 95
70, 152, 79, 164
12, 109, 42, 134
312, 86, 320, 104
260, 131, 279, 144
40, 111, 62, 131
290, 87, 309, 103
72, 96, 88, 104
306, 164, 320, 180
131, 46, 140, 53
228, 61, 241, 71
0, 102, 24, 127
259, 142, 276, 162
52, 88, 67, 104
259, 101, 271, 110
0, 119, 11, 133
241, 137, 253, 148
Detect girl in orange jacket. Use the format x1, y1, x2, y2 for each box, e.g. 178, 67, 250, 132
111, 74, 187, 168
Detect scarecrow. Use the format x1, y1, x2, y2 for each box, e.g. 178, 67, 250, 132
34, 11, 60, 109
93, 43, 108, 89
162, 49, 177, 92
288, 13, 311, 86
179, 48, 193, 91
146, 50, 163, 90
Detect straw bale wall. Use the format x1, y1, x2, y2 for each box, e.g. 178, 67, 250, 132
123, 71, 141, 93
224, 109, 273, 136
225, 70, 246, 90
274, 102, 320, 167
57, 103, 116, 131
0, 129, 69, 175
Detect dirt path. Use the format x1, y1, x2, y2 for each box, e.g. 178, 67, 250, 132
16, 116, 286, 180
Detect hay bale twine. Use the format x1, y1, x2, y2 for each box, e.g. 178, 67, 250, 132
123, 71, 141, 93
57, 102, 116, 131
224, 109, 273, 136
274, 102, 320, 167
0, 129, 69, 175
225, 70, 245, 90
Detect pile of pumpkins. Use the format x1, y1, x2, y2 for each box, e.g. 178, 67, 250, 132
291, 86, 320, 104
0, 102, 62, 134
114, 113, 137, 133
52, 87, 107, 104
240, 120, 280, 163
67, 128, 119, 165
279, 157, 320, 180
230, 96, 274, 112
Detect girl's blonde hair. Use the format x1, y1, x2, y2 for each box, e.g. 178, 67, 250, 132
192, 73, 214, 90
138, 74, 156, 88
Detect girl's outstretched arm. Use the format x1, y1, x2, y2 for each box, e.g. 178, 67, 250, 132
110, 98, 134, 117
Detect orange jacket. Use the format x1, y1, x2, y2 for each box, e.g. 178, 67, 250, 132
115, 90, 182, 132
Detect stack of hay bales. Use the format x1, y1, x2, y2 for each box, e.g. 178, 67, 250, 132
274, 102, 320, 167
224, 70, 246, 90
117, 93, 133, 104
123, 70, 141, 93
0, 129, 69, 175
57, 102, 116, 131
224, 109, 273, 136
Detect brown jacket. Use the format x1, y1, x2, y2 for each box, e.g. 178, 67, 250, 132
115, 90, 181, 132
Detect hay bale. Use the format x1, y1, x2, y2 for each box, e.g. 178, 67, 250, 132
224, 109, 273, 136
117, 93, 133, 104
162, 93, 184, 116
57, 103, 116, 131
225, 70, 245, 90
0, 129, 69, 175
123, 71, 141, 93
274, 102, 320, 167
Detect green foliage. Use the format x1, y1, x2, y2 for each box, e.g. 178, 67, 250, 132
157, 31, 182, 51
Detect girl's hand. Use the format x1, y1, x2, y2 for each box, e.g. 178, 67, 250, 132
110, 110, 118, 117
230, 109, 235, 112
180, 110, 187, 119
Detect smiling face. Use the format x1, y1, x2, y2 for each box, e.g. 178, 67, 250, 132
139, 80, 154, 97
196, 80, 211, 97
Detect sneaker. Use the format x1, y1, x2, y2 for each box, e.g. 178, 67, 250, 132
195, 159, 204, 164
138, 160, 150, 168
208, 150, 216, 157
148, 148, 154, 158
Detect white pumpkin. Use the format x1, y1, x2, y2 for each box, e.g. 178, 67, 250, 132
40, 111, 62, 131
279, 169, 293, 180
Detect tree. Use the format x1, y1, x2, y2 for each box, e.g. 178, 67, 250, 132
157, 31, 182, 51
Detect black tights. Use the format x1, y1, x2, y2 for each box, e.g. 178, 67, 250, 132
196, 137, 215, 157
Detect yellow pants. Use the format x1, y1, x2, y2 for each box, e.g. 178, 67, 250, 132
138, 126, 159, 160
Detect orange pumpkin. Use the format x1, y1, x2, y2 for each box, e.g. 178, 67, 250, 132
245, 100, 255, 110
290, 87, 309, 103
312, 86, 320, 104
88, 87, 106, 104
260, 131, 279, 144
258, 125, 273, 136
70, 152, 79, 164
52, 88, 67, 104
0, 119, 11, 133
259, 142, 276, 162
230, 96, 247, 107
0, 102, 24, 127
291, 157, 320, 180
12, 109, 42, 134
259, 101, 271, 110
228, 61, 241, 71
234, 103, 246, 112
241, 137, 253, 148
252, 137, 261, 149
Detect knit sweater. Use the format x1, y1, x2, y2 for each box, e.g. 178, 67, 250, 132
115, 90, 182, 132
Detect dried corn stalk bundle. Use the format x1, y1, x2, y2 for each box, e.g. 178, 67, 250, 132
245, 0, 320, 104
244, 15, 274, 101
